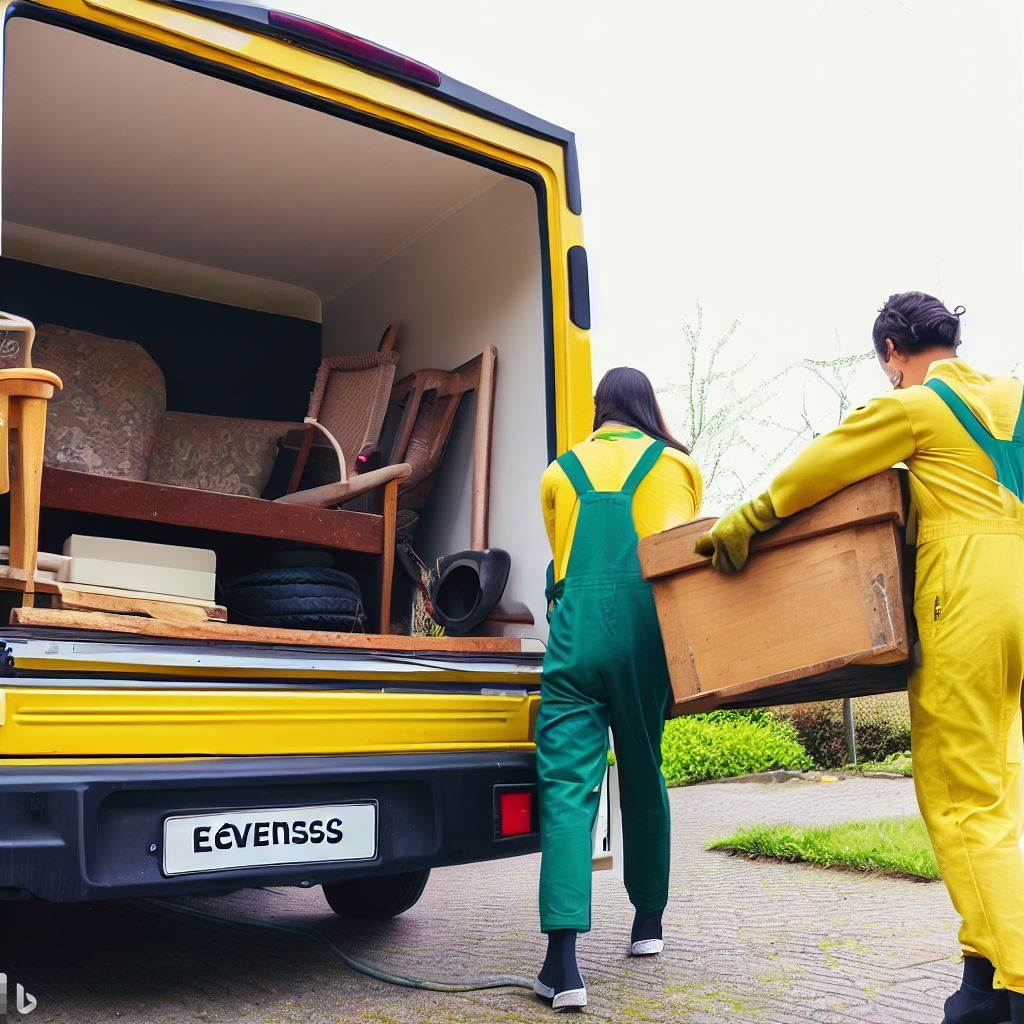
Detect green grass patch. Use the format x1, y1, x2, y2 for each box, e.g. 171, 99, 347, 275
661, 710, 812, 786
848, 751, 913, 777
709, 816, 938, 880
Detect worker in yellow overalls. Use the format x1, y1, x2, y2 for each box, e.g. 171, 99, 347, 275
697, 292, 1024, 1024
534, 367, 702, 1011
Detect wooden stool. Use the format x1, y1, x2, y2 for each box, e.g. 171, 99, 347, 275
0, 313, 63, 606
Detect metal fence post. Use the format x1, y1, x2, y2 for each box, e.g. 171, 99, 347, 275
843, 697, 857, 765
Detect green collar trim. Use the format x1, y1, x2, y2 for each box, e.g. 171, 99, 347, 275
593, 429, 644, 441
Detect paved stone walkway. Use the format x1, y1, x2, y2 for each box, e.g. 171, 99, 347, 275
1, 777, 961, 1023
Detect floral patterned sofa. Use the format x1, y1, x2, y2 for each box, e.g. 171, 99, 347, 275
35, 324, 300, 497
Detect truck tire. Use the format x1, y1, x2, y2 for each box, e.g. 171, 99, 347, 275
322, 869, 430, 919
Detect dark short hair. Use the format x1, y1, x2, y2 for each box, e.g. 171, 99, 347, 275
592, 366, 689, 454
872, 291, 964, 357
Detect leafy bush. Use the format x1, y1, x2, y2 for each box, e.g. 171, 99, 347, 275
660, 710, 812, 786
779, 694, 911, 769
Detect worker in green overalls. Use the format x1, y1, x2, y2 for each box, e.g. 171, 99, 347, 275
533, 367, 703, 1011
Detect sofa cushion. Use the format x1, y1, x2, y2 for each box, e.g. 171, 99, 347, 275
34, 324, 166, 480
147, 411, 302, 497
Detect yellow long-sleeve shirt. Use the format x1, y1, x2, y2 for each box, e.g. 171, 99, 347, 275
542, 426, 703, 582
767, 358, 1024, 531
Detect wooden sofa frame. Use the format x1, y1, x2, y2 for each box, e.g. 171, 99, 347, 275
40, 466, 401, 633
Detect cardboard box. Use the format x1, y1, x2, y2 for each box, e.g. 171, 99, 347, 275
638, 471, 912, 716
58, 535, 216, 602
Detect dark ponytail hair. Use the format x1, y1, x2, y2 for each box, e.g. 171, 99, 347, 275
592, 366, 689, 454
872, 291, 965, 358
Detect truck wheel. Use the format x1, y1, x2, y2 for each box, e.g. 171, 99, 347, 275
322, 869, 430, 919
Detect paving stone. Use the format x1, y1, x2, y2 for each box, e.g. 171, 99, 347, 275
0, 777, 960, 1023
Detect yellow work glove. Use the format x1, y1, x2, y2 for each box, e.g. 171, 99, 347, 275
694, 493, 780, 574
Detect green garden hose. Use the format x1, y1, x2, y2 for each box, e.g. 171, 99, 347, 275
146, 898, 535, 993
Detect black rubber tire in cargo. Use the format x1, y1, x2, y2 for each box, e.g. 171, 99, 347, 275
222, 567, 364, 631
322, 869, 430, 919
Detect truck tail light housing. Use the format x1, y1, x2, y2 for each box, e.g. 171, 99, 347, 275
163, 3, 442, 87
267, 12, 442, 87
495, 787, 536, 840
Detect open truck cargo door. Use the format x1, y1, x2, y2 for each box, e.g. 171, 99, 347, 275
0, 0, 594, 901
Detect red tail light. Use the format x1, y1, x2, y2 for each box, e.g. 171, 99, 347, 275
163, 3, 442, 88
497, 790, 534, 839
266, 11, 442, 87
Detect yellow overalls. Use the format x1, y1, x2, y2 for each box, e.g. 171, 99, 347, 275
768, 359, 1024, 991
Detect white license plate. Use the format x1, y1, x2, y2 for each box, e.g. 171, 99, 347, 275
162, 802, 377, 876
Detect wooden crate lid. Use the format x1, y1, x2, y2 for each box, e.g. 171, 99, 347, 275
639, 469, 906, 581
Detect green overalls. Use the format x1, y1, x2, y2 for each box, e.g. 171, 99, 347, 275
537, 439, 673, 934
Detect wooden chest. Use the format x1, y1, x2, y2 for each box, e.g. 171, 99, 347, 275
638, 471, 912, 717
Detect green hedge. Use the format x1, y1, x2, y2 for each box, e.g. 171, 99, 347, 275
661, 710, 812, 786
778, 694, 911, 769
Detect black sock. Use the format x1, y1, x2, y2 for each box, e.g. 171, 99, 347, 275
961, 956, 996, 991
631, 910, 663, 944
539, 930, 583, 993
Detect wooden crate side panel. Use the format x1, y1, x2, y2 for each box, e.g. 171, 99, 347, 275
655, 522, 908, 707
650, 575, 702, 701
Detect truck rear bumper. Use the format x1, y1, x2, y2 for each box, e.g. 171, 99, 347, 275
0, 750, 538, 901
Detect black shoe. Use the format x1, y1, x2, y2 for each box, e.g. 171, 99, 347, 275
630, 910, 664, 956
943, 957, 1010, 1024
1010, 991, 1024, 1024
535, 930, 587, 1012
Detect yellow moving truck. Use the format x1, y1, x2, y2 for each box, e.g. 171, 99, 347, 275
0, 0, 591, 914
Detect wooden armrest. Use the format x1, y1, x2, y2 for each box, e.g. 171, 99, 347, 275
0, 368, 63, 388
275, 463, 411, 509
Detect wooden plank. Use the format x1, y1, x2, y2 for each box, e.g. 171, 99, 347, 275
53, 589, 227, 623
0, 568, 59, 595
471, 346, 497, 550
41, 468, 383, 554
10, 606, 527, 654
639, 470, 905, 580
379, 477, 398, 635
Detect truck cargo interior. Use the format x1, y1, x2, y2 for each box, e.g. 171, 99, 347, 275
0, 16, 552, 648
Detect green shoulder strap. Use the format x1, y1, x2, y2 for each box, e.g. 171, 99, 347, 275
925, 378, 1024, 502
621, 440, 667, 496
556, 450, 594, 496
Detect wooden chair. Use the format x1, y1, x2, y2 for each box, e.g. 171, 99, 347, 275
285, 324, 399, 493
385, 347, 530, 629
0, 311, 63, 605
387, 346, 496, 548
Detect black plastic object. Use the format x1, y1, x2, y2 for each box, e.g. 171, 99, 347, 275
567, 246, 591, 330
430, 549, 511, 636
221, 566, 364, 630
